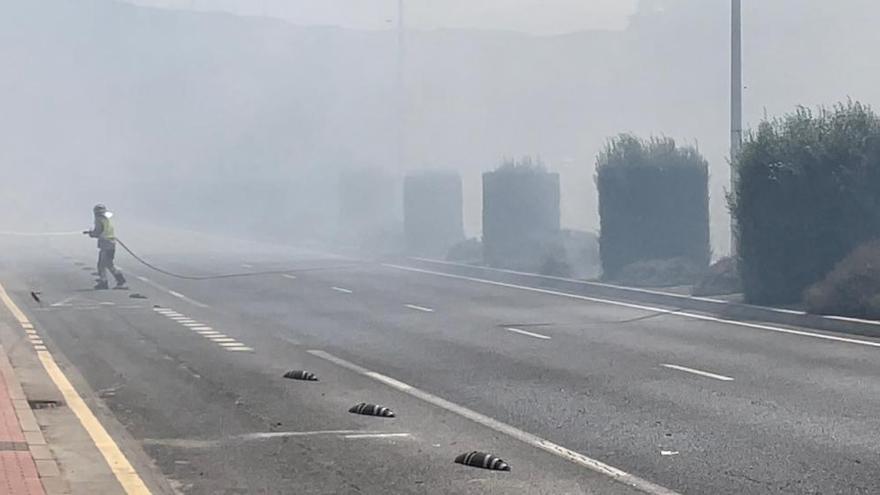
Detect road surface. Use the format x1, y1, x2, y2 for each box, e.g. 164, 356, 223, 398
0, 231, 878, 494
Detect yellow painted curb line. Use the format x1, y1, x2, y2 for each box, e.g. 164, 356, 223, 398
0, 281, 152, 495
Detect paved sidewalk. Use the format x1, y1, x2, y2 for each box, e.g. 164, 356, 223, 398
0, 346, 52, 495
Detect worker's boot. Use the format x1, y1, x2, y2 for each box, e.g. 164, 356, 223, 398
94, 280, 109, 290
113, 273, 127, 289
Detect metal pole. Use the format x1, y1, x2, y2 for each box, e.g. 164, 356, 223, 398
396, 0, 406, 171
730, 0, 742, 257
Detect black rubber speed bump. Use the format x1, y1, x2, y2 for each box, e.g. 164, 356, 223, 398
348, 403, 395, 418
454, 452, 511, 471
283, 370, 318, 381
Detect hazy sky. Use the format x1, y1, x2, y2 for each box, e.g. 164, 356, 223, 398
130, 0, 639, 34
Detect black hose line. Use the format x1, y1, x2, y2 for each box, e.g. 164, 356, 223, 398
115, 238, 361, 280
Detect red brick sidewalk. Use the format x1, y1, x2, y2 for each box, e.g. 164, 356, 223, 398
0, 356, 45, 495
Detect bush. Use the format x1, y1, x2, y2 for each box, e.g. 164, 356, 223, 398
482, 157, 561, 271
596, 134, 710, 280
403, 171, 464, 257
612, 257, 706, 288
730, 102, 880, 304
692, 257, 741, 297
446, 238, 482, 264
804, 240, 880, 318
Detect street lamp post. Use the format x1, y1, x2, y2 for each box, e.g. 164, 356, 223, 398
396, 0, 406, 171
730, 0, 742, 257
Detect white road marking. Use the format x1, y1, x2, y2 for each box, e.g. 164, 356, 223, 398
27, 334, 41, 340
33, 345, 47, 351
404, 304, 434, 313
190, 326, 213, 331
241, 264, 254, 269
50, 297, 75, 307
21, 322, 33, 329
219, 342, 247, 347
331, 287, 353, 294
99, 302, 115, 306
505, 327, 552, 340
135, 275, 209, 308
660, 364, 734, 382
343, 433, 411, 440
239, 430, 364, 441
384, 264, 880, 349
660, 451, 679, 456
308, 350, 679, 495
282, 274, 297, 280
210, 338, 237, 343
182, 323, 204, 327
30, 340, 44, 345
225, 347, 254, 352
196, 330, 220, 335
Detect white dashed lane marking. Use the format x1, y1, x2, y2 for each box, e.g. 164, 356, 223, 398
660, 364, 734, 382
405, 304, 434, 313
505, 327, 551, 340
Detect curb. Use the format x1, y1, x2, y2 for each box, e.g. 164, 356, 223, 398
0, 345, 69, 495
399, 257, 880, 339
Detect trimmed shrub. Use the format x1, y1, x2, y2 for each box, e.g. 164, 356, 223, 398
692, 257, 741, 296
337, 167, 398, 246
804, 240, 880, 319
403, 171, 464, 257
596, 134, 710, 280
614, 257, 706, 288
446, 238, 483, 264
730, 102, 880, 304
482, 157, 561, 271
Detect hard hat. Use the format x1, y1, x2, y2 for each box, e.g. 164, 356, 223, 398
93, 204, 107, 213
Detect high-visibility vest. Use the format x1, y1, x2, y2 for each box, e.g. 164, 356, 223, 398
99, 216, 115, 240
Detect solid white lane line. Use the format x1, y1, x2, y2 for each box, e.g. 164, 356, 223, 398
135, 275, 209, 308
505, 327, 552, 340
308, 350, 678, 495
282, 274, 297, 280
343, 433, 411, 440
384, 264, 880, 349
661, 364, 734, 382
405, 304, 434, 313
331, 287, 353, 294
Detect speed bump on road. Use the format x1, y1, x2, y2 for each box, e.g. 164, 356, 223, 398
454, 451, 511, 471
283, 370, 318, 381
348, 403, 396, 418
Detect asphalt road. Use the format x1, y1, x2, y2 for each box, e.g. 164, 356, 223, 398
2, 231, 880, 494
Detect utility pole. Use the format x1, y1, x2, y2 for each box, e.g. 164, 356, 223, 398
396, 0, 406, 172
730, 0, 742, 257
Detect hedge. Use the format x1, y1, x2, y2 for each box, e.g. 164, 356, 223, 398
730, 102, 880, 304
596, 134, 710, 280
403, 171, 464, 257
482, 157, 560, 270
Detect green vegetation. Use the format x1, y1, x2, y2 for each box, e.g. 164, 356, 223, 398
482, 157, 561, 272
403, 171, 464, 257
730, 102, 880, 304
596, 134, 710, 282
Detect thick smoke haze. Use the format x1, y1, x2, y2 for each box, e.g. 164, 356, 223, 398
2, 0, 880, 255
